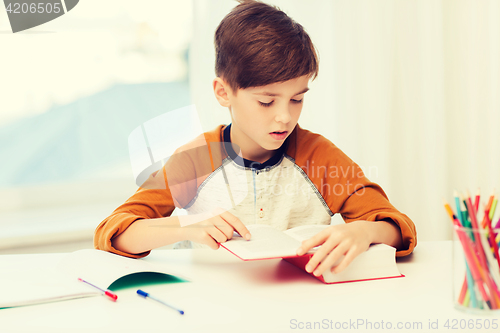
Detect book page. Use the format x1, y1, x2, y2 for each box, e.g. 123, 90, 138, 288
222, 224, 302, 260
283, 224, 330, 242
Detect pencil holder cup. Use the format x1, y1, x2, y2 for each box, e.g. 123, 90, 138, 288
452, 225, 500, 314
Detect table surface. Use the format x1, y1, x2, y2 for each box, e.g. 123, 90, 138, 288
0, 241, 498, 333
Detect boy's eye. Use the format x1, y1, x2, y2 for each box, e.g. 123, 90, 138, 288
258, 99, 303, 107
259, 101, 274, 107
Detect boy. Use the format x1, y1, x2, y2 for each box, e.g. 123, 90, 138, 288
94, 0, 416, 277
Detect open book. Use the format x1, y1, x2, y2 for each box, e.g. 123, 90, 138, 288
220, 224, 403, 284
0, 249, 188, 309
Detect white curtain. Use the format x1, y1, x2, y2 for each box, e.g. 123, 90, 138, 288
189, 0, 500, 242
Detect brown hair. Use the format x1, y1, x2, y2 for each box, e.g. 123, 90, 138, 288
215, 0, 319, 93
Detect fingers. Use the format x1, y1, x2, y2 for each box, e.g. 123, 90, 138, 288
330, 248, 360, 274
307, 241, 368, 276
296, 228, 330, 256
298, 224, 370, 276
303, 235, 341, 275
212, 216, 235, 240
202, 225, 227, 250
310, 242, 349, 276
219, 210, 251, 240
187, 209, 250, 249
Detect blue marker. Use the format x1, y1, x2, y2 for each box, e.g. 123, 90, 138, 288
137, 289, 184, 315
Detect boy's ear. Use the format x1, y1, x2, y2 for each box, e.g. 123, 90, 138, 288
213, 78, 231, 107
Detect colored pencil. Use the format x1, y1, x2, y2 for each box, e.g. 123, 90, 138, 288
464, 193, 500, 308
455, 223, 492, 309
489, 198, 498, 221
481, 191, 495, 228
485, 214, 500, 265
454, 191, 464, 226
445, 193, 500, 310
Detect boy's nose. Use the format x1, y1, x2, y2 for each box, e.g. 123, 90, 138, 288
275, 106, 292, 124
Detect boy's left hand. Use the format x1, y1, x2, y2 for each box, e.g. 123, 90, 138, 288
296, 221, 373, 277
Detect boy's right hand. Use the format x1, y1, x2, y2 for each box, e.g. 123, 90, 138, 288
181, 210, 251, 250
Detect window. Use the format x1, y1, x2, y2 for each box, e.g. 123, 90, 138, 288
0, 1, 193, 251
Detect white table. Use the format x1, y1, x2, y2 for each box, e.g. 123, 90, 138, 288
0, 241, 498, 333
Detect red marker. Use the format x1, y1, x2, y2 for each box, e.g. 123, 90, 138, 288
78, 278, 117, 302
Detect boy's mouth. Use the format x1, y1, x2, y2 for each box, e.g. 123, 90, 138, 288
269, 131, 288, 140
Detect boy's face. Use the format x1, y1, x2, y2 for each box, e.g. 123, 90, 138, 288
214, 75, 310, 163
